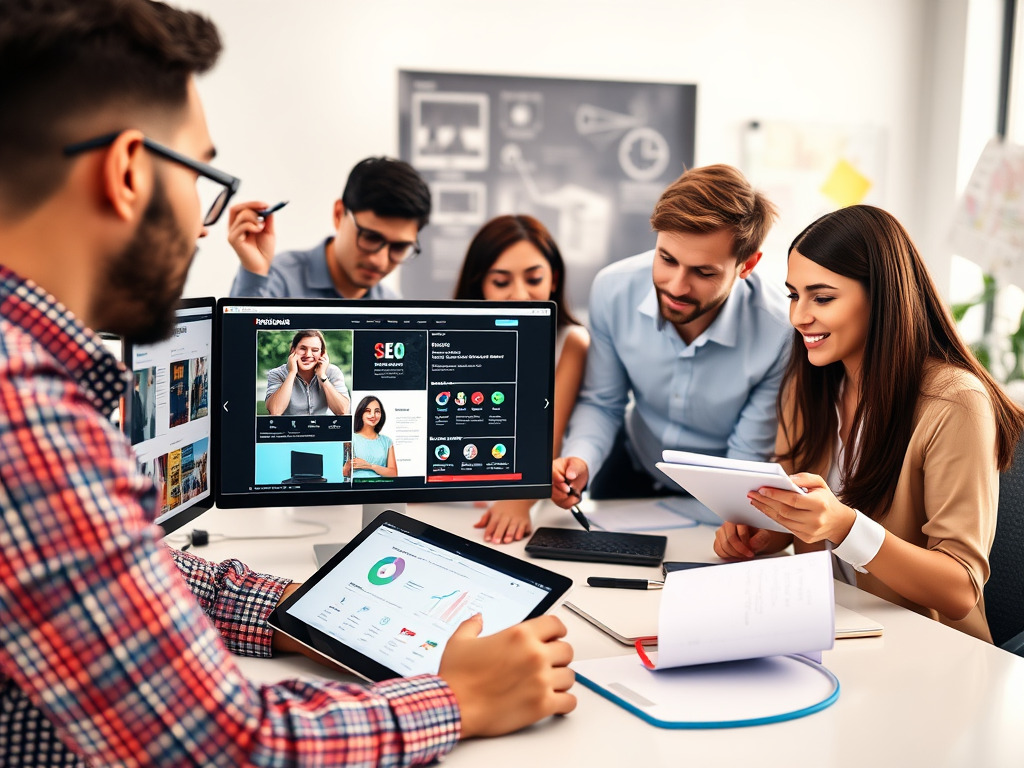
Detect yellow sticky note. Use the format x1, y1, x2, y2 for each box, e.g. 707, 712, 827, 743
820, 159, 872, 207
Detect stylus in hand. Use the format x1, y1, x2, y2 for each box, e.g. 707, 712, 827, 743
586, 577, 664, 590
568, 492, 591, 532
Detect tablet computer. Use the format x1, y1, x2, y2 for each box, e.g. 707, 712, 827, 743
269, 510, 573, 682
655, 459, 803, 534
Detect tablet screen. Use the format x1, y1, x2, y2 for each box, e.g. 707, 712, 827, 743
271, 511, 572, 681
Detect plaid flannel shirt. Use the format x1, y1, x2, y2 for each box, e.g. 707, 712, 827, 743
0, 266, 460, 767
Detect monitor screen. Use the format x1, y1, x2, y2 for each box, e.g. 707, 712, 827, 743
214, 299, 556, 509
123, 297, 215, 533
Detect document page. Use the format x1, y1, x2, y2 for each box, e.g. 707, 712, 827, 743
654, 550, 835, 669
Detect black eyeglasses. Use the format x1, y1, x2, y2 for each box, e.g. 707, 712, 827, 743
347, 210, 421, 263
63, 131, 241, 226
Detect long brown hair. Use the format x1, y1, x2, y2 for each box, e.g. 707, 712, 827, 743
453, 214, 581, 330
779, 205, 1024, 518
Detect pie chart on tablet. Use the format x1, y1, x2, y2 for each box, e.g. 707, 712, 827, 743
368, 556, 405, 585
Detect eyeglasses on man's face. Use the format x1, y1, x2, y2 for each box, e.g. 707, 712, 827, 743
63, 131, 241, 227
346, 209, 421, 263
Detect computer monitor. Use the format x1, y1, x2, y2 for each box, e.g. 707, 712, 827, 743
214, 298, 556, 525
122, 297, 216, 534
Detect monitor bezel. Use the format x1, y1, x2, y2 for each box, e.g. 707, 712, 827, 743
122, 296, 217, 534
213, 297, 557, 509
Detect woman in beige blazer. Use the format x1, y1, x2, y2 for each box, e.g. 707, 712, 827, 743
713, 205, 1024, 642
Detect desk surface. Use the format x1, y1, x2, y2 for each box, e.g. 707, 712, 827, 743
186, 500, 1024, 768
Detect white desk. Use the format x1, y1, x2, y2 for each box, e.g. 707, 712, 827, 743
186, 500, 1024, 767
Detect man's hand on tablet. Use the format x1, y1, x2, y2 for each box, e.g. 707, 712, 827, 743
439, 613, 576, 737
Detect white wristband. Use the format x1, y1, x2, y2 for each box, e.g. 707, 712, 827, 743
832, 510, 885, 573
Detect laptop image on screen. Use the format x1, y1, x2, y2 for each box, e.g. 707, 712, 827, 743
283, 450, 327, 484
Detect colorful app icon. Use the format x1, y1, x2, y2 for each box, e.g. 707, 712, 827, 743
491, 391, 505, 405
435, 391, 450, 406
368, 556, 405, 585
491, 443, 506, 459
471, 391, 485, 405
434, 444, 450, 461
463, 443, 478, 460
399, 627, 416, 637
454, 391, 467, 406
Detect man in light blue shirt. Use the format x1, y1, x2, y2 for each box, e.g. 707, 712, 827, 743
553, 164, 791, 506
227, 157, 430, 299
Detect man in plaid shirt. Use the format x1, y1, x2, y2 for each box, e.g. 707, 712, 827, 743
0, 2, 576, 766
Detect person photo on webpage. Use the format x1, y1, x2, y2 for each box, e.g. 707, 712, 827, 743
265, 328, 349, 416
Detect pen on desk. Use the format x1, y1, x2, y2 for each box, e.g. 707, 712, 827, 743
569, 503, 591, 532
587, 577, 664, 590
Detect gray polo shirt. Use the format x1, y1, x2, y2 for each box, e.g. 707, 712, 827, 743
230, 238, 400, 299
265, 363, 349, 415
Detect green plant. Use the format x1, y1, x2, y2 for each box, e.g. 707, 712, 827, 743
951, 273, 1024, 383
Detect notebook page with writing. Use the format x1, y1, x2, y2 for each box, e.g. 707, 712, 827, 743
652, 550, 835, 669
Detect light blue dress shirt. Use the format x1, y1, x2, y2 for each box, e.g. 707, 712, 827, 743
229, 238, 400, 299
562, 250, 792, 482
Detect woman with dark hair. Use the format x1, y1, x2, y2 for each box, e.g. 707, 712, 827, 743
345, 395, 397, 480
714, 205, 1024, 641
454, 214, 590, 543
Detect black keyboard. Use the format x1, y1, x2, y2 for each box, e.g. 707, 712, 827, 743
524, 527, 667, 566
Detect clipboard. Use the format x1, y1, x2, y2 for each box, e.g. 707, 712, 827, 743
572, 652, 840, 728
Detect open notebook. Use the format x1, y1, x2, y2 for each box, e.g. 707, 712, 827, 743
563, 583, 883, 645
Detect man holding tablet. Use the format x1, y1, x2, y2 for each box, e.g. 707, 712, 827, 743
0, 3, 575, 766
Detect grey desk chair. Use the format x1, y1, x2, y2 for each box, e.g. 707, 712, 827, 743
985, 440, 1024, 655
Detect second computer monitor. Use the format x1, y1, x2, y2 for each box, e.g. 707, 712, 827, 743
214, 299, 556, 509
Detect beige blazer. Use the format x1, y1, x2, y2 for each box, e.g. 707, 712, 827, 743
786, 363, 998, 642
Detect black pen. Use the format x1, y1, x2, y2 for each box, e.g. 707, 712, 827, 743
587, 577, 664, 590
569, 502, 591, 532
256, 200, 288, 218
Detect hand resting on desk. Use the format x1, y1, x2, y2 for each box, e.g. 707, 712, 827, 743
474, 498, 534, 543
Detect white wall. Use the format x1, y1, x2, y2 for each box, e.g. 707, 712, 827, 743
186, 0, 977, 302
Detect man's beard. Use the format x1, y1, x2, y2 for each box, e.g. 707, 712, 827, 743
657, 290, 727, 328
98, 177, 196, 344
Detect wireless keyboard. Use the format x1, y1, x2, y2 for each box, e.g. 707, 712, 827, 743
524, 527, 667, 566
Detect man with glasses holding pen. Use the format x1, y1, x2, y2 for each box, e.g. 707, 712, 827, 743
228, 157, 431, 299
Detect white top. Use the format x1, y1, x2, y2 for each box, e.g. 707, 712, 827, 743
828, 396, 859, 584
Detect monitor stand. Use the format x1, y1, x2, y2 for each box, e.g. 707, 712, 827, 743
312, 502, 407, 568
